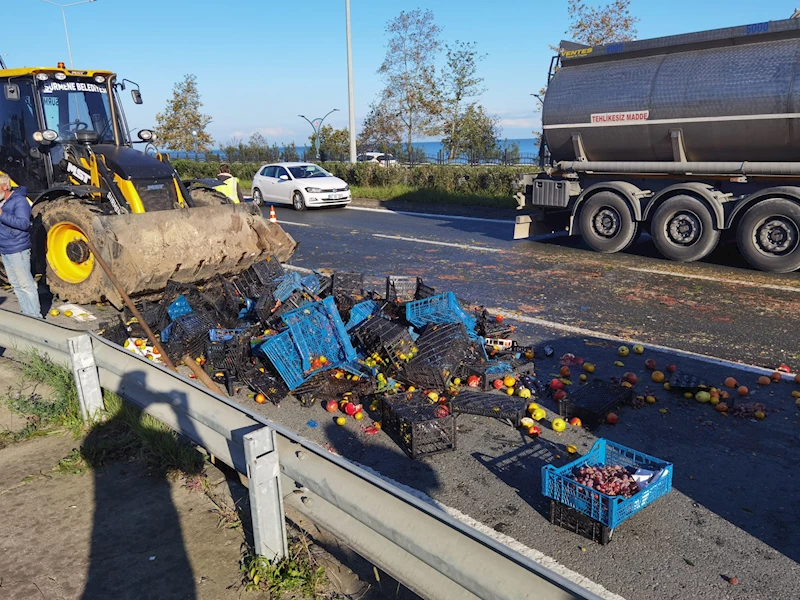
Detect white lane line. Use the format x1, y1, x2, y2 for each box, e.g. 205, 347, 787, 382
624, 266, 800, 293
372, 233, 505, 253
347, 205, 515, 225
490, 308, 797, 379
278, 220, 312, 227
354, 461, 625, 600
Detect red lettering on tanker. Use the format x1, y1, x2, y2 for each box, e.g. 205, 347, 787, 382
590, 110, 650, 124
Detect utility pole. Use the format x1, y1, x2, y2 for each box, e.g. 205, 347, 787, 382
345, 0, 357, 163
42, 0, 97, 68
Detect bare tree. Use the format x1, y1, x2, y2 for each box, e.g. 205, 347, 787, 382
377, 9, 442, 158
439, 41, 487, 161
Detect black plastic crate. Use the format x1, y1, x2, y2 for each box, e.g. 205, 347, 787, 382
400, 361, 452, 390
164, 311, 217, 363
240, 364, 289, 405
251, 256, 285, 283
450, 390, 528, 426
204, 336, 249, 376
352, 316, 409, 353
668, 371, 709, 391
386, 275, 420, 304
331, 271, 364, 296
550, 500, 612, 545
413, 323, 481, 369
557, 379, 632, 429
203, 275, 244, 328
96, 317, 129, 347
381, 392, 456, 459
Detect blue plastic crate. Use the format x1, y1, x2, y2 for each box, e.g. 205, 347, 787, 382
273, 271, 303, 303
405, 292, 478, 334
345, 300, 382, 331
301, 273, 321, 295
261, 297, 357, 390
167, 295, 193, 322
542, 439, 673, 530
210, 328, 244, 342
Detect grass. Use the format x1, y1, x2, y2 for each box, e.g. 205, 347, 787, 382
3, 351, 203, 477
239, 535, 327, 596
350, 184, 516, 208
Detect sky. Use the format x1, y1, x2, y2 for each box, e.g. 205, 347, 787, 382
5, 0, 799, 146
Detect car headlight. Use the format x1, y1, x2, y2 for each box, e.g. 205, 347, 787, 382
305, 187, 322, 193
344, 185, 350, 191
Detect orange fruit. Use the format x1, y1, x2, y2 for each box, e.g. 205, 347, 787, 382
560, 366, 571, 378
720, 390, 730, 400
757, 376, 771, 386
795, 373, 800, 384
651, 371, 665, 383
569, 417, 582, 427
606, 412, 619, 425
255, 393, 267, 404
724, 377, 738, 388
738, 386, 749, 396
583, 363, 595, 373
770, 371, 782, 382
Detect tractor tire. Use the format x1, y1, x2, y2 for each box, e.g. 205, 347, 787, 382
37, 198, 115, 304
190, 187, 230, 207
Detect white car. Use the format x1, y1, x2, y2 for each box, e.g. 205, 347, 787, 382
251, 162, 352, 210
356, 152, 398, 166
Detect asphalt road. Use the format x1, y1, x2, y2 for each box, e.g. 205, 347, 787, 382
243, 201, 800, 600
273, 202, 800, 370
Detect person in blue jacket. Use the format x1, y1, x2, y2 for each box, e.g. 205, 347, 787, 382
0, 174, 42, 318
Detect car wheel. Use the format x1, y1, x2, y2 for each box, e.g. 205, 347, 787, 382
292, 191, 307, 211
252, 187, 263, 206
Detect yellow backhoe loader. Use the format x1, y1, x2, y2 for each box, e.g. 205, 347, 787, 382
0, 63, 296, 308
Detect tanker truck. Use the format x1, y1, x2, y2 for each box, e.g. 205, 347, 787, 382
514, 17, 800, 273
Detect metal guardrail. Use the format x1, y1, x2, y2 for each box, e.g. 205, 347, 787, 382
0, 309, 602, 600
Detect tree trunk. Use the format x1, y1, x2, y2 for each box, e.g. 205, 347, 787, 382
407, 110, 413, 164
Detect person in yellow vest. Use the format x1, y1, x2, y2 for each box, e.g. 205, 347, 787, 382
214, 164, 243, 203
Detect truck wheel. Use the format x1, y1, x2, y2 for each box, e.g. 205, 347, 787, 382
737, 198, 800, 272
651, 195, 720, 262
578, 191, 639, 253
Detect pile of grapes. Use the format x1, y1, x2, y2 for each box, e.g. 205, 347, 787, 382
572, 465, 640, 498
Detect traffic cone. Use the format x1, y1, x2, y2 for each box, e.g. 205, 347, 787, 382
269, 206, 277, 224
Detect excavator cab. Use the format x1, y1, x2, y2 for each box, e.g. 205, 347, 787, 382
0, 65, 295, 307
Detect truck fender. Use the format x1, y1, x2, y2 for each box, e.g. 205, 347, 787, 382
725, 186, 800, 229
31, 186, 100, 209
570, 181, 643, 236
642, 182, 726, 230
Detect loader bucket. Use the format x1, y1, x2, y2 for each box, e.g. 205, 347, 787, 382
40, 200, 297, 307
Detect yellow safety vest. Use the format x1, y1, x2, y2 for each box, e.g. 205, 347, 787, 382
214, 176, 240, 203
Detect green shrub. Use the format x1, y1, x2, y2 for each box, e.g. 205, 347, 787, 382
172, 160, 535, 198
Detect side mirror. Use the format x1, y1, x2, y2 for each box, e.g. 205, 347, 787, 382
4, 83, 19, 101
279, 174, 289, 181
131, 89, 143, 105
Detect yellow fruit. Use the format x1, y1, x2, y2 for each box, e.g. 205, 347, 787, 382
645, 395, 657, 404
503, 376, 516, 388
795, 397, 800, 407
527, 402, 539, 413
579, 374, 587, 382
566, 444, 578, 454
518, 388, 532, 399
532, 408, 547, 421
195, 357, 203, 364
614, 361, 625, 367
651, 371, 665, 383
664, 382, 671, 391
791, 390, 800, 399
551, 418, 567, 432
684, 392, 694, 399
453, 377, 461, 386
618, 346, 630, 357
373, 421, 382, 429
123, 339, 131, 348
506, 387, 515, 396
710, 397, 720, 406
49, 309, 60, 317
754, 411, 766, 420
354, 411, 364, 421
524, 350, 534, 360
407, 386, 416, 392
520, 417, 535, 429
632, 344, 644, 354
64, 310, 73, 317
696, 391, 711, 403
336, 416, 347, 426
583, 363, 595, 373
428, 392, 439, 402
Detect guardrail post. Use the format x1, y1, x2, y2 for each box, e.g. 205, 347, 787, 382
243, 426, 288, 561
68, 334, 104, 423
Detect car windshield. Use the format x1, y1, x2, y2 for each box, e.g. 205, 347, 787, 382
288, 164, 330, 179
39, 78, 116, 143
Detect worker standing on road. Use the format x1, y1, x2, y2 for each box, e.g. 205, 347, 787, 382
215, 164, 244, 204
0, 175, 42, 319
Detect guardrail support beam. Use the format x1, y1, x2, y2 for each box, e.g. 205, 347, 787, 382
68, 334, 104, 423
244, 426, 288, 561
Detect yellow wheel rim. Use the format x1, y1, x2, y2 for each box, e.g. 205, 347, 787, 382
46, 222, 94, 284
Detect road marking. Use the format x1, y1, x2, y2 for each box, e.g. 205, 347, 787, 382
277, 220, 312, 227
624, 266, 800, 293
489, 308, 797, 378
355, 461, 625, 600
347, 205, 515, 225
372, 234, 505, 253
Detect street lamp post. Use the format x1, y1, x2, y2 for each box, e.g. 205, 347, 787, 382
299, 109, 339, 160
345, 0, 357, 163
191, 130, 199, 159
41, 0, 97, 68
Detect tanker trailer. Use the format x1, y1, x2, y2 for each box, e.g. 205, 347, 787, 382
514, 18, 800, 272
